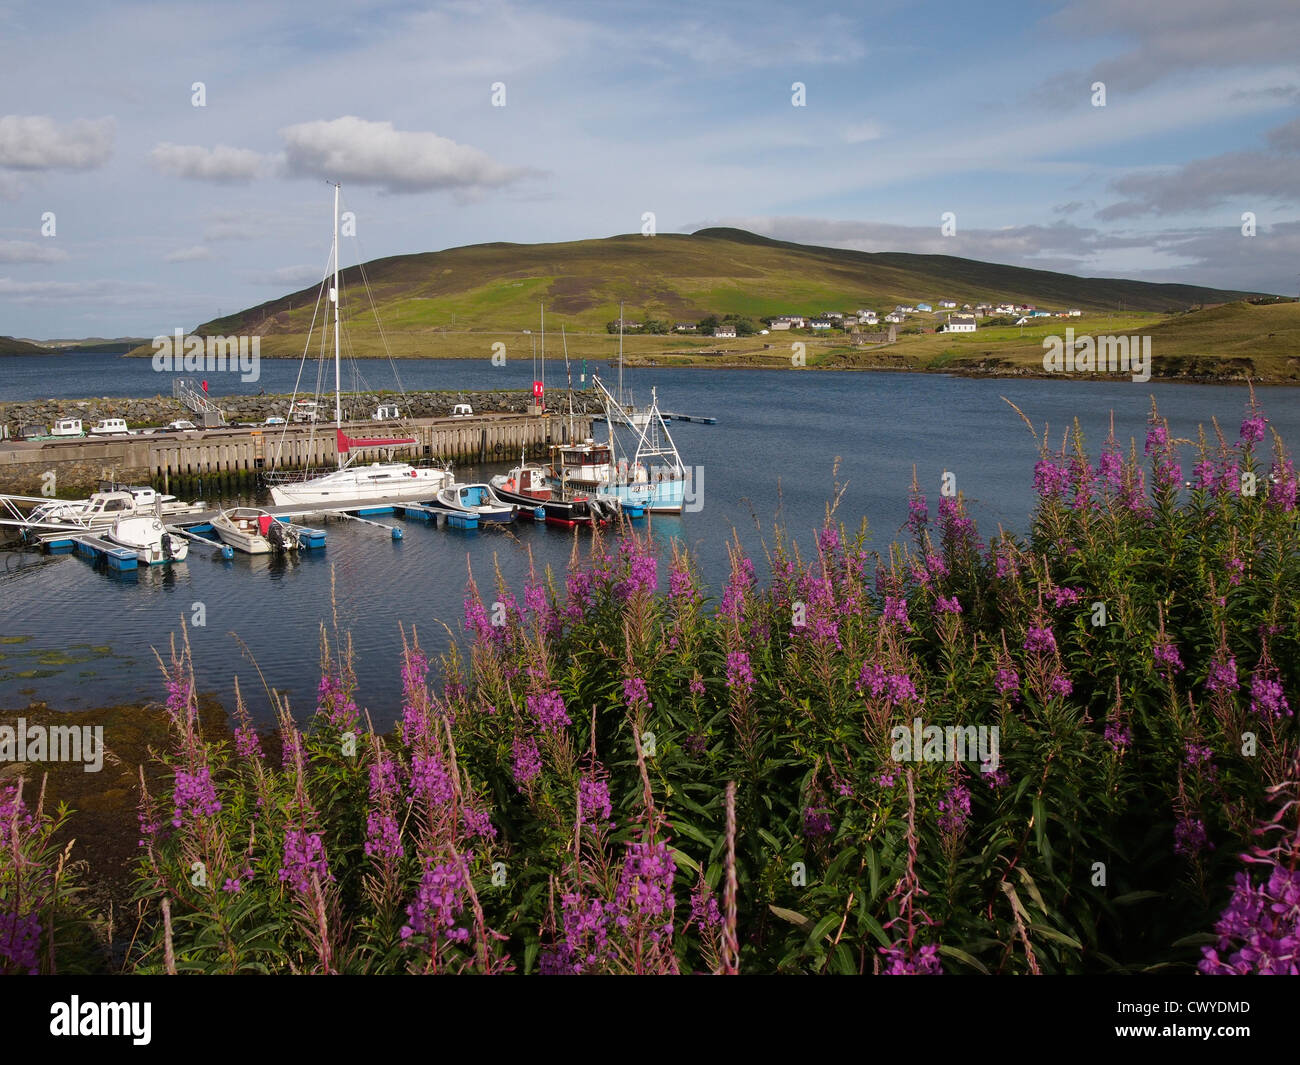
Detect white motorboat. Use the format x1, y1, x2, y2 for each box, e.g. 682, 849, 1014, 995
211, 508, 298, 555
264, 184, 454, 509
106, 515, 189, 565
24, 485, 200, 534
434, 483, 516, 524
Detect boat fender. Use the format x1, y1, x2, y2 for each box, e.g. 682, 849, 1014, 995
494, 443, 503, 455
533, 506, 546, 521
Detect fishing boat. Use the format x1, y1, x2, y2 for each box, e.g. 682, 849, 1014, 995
490, 459, 612, 526
265, 184, 454, 508
433, 483, 516, 524
212, 508, 299, 554
105, 515, 189, 565
591, 377, 687, 514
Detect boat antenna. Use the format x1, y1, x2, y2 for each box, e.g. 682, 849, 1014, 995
562, 325, 574, 436
332, 182, 343, 457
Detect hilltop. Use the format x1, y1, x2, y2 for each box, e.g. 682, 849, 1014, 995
117, 228, 1292, 378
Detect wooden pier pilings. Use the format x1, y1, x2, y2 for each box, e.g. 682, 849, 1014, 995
0, 413, 592, 498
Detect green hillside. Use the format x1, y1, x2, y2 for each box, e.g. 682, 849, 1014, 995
0, 336, 51, 355
185, 228, 1266, 343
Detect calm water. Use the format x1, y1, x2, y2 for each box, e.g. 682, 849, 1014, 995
2, 355, 1296, 726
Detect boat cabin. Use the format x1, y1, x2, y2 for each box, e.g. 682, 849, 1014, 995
290, 401, 319, 424
50, 419, 84, 437
500, 463, 551, 500
553, 442, 612, 486
90, 418, 129, 435
373, 404, 401, 420
20, 424, 48, 440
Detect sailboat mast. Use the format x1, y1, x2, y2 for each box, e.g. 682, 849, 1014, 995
332, 183, 343, 446
540, 302, 545, 401
618, 299, 624, 401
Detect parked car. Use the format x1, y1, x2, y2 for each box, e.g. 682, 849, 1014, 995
451, 403, 474, 418
166, 420, 198, 432
263, 416, 286, 426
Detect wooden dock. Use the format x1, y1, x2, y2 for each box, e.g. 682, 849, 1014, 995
0, 412, 593, 497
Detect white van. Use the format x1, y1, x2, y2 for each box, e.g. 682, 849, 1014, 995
50, 418, 84, 438
89, 418, 130, 436
451, 403, 474, 418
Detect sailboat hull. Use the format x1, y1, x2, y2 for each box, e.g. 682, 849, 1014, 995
269, 464, 452, 507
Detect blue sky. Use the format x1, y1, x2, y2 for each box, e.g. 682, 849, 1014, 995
2, 0, 1298, 337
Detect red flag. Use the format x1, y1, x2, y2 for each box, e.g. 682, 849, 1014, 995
201, 380, 209, 393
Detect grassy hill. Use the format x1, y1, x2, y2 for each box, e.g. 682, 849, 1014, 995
0, 336, 51, 355
119, 227, 1291, 377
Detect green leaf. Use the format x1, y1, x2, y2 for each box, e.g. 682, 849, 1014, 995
937, 945, 990, 974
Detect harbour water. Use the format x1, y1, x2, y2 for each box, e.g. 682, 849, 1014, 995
2, 354, 1296, 726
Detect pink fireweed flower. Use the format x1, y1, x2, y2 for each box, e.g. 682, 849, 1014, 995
578, 775, 613, 829
1249, 673, 1292, 719
688, 676, 706, 697
937, 783, 971, 835
690, 882, 723, 932
1268, 456, 1298, 513
1098, 448, 1123, 493
279, 828, 330, 894
802, 806, 833, 838
907, 491, 928, 535
1048, 673, 1073, 698
564, 570, 595, 623
527, 689, 571, 734
316, 671, 359, 731
995, 667, 1020, 698
619, 539, 658, 599
622, 676, 652, 712
883, 595, 912, 631
1152, 640, 1183, 678
613, 841, 677, 944
1174, 816, 1212, 857
725, 650, 754, 695
461, 805, 497, 840
1239, 406, 1267, 444
1051, 587, 1082, 608
172, 766, 221, 828
875, 769, 898, 788
668, 563, 699, 608
1104, 722, 1131, 751
1023, 626, 1057, 655
880, 940, 943, 975
934, 595, 962, 615
512, 735, 542, 791
1199, 868, 1300, 975
409, 753, 454, 806
1206, 656, 1239, 694
401, 861, 469, 945
233, 725, 262, 761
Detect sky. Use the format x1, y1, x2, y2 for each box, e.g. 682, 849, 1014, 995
1, 0, 1298, 338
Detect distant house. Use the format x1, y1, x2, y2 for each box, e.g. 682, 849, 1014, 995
943, 314, 977, 333
771, 315, 805, 329
616, 318, 644, 330
713, 324, 737, 339
915, 302, 933, 313
861, 312, 879, 324
1068, 308, 1083, 317
975, 302, 993, 312
842, 315, 859, 326
883, 312, 905, 324
939, 300, 957, 309
824, 311, 844, 320
995, 303, 1017, 315
895, 304, 915, 314
769, 318, 792, 330
675, 322, 697, 332
810, 318, 834, 330
1014, 316, 1030, 326
1030, 309, 1052, 318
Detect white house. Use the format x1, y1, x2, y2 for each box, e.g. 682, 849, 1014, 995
1068, 309, 1083, 317
995, 303, 1017, 315
810, 319, 833, 330
895, 304, 915, 314
861, 312, 879, 324
824, 311, 844, 319
943, 314, 977, 333
769, 319, 791, 330
939, 300, 957, 309
714, 324, 737, 338
675, 322, 697, 332
1029, 309, 1052, 318
883, 312, 905, 324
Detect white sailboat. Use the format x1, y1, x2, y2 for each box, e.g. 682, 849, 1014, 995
267, 184, 453, 508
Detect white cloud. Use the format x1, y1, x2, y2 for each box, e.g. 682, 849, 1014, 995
843, 120, 885, 144
163, 245, 212, 263
0, 115, 115, 170
0, 276, 162, 304
0, 240, 68, 263
279, 116, 535, 194
149, 142, 267, 183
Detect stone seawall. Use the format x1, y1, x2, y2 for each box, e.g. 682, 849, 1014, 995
1, 388, 602, 435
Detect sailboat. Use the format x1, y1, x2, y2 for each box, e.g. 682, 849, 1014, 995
266, 184, 454, 508
601, 301, 652, 430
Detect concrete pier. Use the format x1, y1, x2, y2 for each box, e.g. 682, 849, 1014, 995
0, 413, 593, 497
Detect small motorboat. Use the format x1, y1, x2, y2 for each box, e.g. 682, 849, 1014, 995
434, 482, 516, 524
106, 515, 189, 565
24, 485, 200, 534
211, 508, 298, 554
491, 461, 610, 527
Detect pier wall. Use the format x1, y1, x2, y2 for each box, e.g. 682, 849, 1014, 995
0, 413, 593, 497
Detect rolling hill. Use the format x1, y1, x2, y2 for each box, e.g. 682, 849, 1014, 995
185, 228, 1267, 344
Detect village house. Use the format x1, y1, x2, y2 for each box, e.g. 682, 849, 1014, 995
995, 303, 1017, 315
939, 300, 957, 309
810, 318, 834, 331
769, 318, 792, 330
713, 324, 737, 339
675, 322, 697, 332
616, 317, 644, 330
883, 312, 905, 324
942, 314, 977, 333
915, 302, 933, 313
1068, 309, 1083, 317
895, 304, 915, 314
